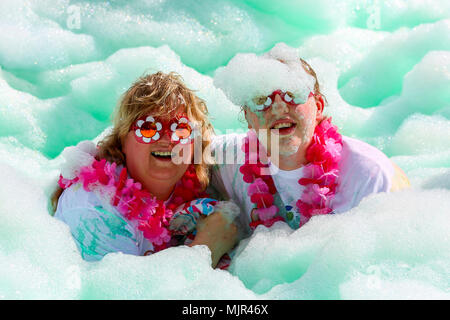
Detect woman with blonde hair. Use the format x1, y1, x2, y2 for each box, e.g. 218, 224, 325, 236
52, 72, 238, 268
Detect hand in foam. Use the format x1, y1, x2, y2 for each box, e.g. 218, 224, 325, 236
189, 201, 240, 268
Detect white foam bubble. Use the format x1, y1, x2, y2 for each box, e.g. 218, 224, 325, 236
214, 43, 316, 109
0, 0, 100, 70
229, 189, 450, 299
387, 114, 450, 156
59, 141, 96, 180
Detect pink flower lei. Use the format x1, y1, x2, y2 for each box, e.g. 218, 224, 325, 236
58, 159, 205, 251
240, 117, 343, 229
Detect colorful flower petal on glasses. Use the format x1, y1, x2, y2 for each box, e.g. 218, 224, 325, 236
178, 117, 188, 124
180, 138, 189, 144
146, 116, 155, 122
155, 122, 162, 131
170, 123, 178, 132
152, 132, 160, 141
135, 129, 143, 137
143, 137, 151, 143
255, 104, 265, 111
172, 132, 180, 141
137, 120, 145, 128
264, 97, 272, 106
284, 94, 292, 102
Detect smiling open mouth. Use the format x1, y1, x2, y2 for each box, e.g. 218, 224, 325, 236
151, 151, 172, 160
270, 122, 297, 135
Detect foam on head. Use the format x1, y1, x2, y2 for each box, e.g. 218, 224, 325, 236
214, 43, 316, 111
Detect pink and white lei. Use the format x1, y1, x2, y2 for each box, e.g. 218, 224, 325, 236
58, 157, 206, 251
240, 117, 343, 229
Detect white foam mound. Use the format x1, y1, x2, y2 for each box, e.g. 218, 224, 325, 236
59, 140, 97, 180
230, 189, 450, 299
214, 43, 316, 108
0, 0, 99, 70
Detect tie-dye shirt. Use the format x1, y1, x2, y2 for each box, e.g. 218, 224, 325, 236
55, 183, 216, 261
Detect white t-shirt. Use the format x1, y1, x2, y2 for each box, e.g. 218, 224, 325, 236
209, 133, 394, 236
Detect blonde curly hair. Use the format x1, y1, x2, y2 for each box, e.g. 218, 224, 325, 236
51, 71, 214, 212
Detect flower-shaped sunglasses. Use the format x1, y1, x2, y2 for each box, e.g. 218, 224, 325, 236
247, 89, 314, 112
131, 114, 196, 145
